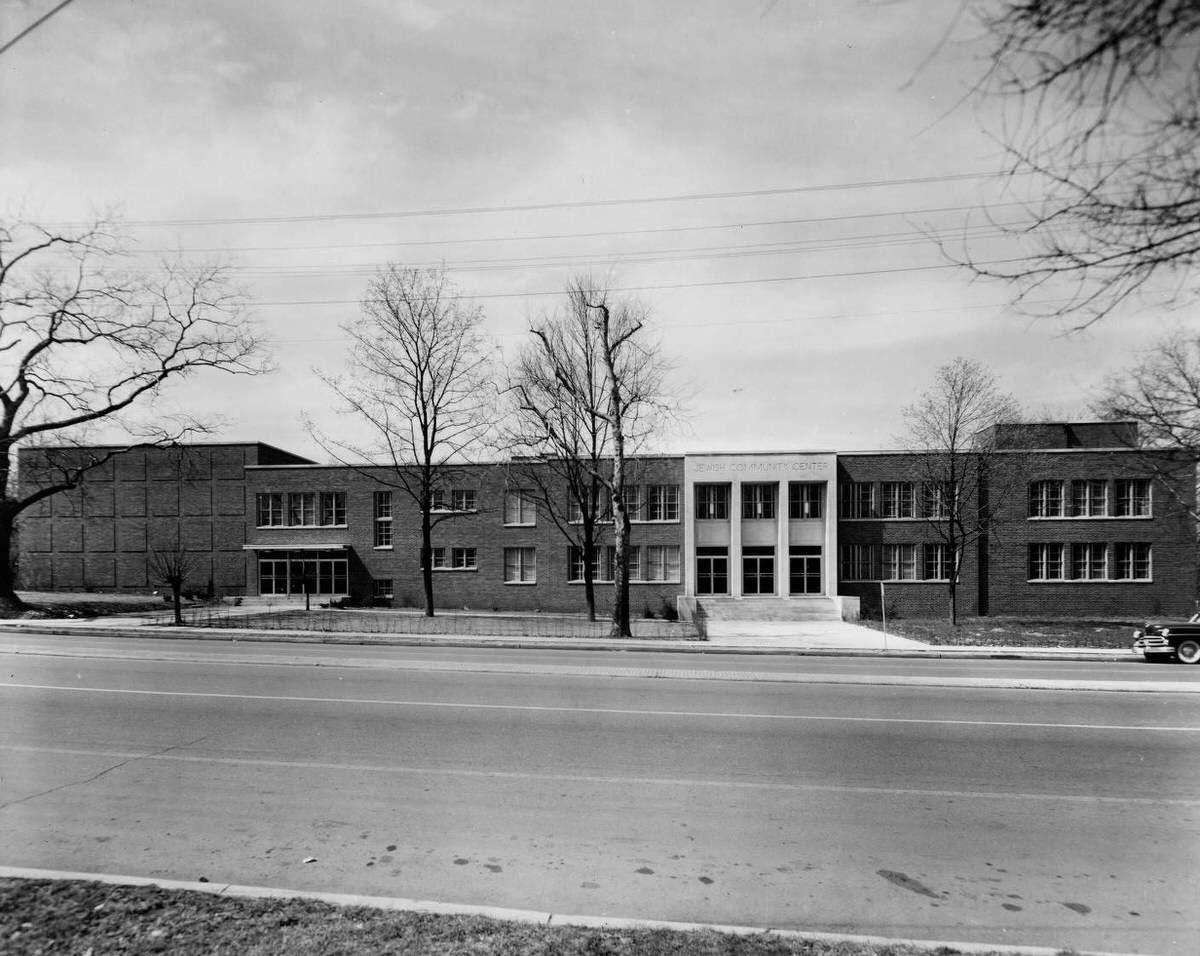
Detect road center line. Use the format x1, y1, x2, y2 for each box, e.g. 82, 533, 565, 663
4, 743, 1196, 807
3, 681, 1198, 732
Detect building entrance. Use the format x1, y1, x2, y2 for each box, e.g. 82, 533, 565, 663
696, 546, 728, 595
742, 546, 775, 595
789, 545, 822, 595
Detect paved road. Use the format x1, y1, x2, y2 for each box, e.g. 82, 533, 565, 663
2, 640, 1198, 954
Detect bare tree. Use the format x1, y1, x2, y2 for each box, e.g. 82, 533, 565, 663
310, 265, 495, 616
903, 358, 1022, 624
148, 539, 200, 626
3, 216, 266, 615
505, 278, 672, 637
963, 1, 1200, 327
1094, 327, 1200, 518
502, 288, 614, 622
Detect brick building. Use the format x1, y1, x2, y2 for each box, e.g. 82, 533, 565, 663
17, 422, 1198, 619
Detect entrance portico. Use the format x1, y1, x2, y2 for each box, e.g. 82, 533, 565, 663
682, 452, 838, 599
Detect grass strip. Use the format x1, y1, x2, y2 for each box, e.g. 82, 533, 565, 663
2, 877, 1039, 956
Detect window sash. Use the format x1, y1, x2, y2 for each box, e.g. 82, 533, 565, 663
1115, 479, 1151, 517
646, 484, 679, 521
880, 482, 914, 519
505, 491, 535, 525
644, 545, 680, 581
1028, 543, 1065, 580
1029, 481, 1065, 518
1114, 543, 1151, 579
256, 493, 284, 527
1071, 480, 1107, 517
741, 483, 777, 520
842, 483, 875, 519
696, 484, 730, 520
881, 543, 916, 580
788, 483, 822, 519
1071, 543, 1107, 579
504, 547, 536, 582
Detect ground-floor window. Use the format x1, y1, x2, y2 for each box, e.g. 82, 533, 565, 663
259, 554, 348, 595
742, 545, 775, 595
789, 545, 821, 594
697, 546, 728, 595
504, 547, 536, 583
374, 578, 394, 600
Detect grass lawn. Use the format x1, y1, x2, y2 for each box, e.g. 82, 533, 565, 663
858, 617, 1140, 649
14, 591, 177, 619
0, 878, 1034, 956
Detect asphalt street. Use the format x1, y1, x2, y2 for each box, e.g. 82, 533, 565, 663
1, 637, 1198, 954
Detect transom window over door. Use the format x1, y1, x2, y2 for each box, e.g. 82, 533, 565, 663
742, 545, 775, 595
741, 483, 777, 519
695, 483, 730, 520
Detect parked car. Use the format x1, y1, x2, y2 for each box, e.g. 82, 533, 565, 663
1133, 614, 1200, 663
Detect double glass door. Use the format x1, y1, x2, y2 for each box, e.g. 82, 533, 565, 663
742, 546, 775, 595
789, 546, 822, 594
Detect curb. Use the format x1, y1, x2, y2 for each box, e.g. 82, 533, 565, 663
0, 866, 1141, 956
0, 620, 1139, 663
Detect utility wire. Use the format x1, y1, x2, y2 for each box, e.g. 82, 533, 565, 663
0, 0, 77, 56
113, 169, 1028, 228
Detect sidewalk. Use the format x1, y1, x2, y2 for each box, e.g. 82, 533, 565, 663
0, 604, 1143, 662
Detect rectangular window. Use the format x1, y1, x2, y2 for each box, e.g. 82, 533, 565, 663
288, 491, 317, 526
504, 490, 536, 526
922, 482, 954, 519
695, 483, 730, 520
880, 482, 914, 519
840, 544, 876, 581
320, 491, 346, 526
568, 545, 617, 582
1113, 543, 1152, 580
788, 482, 823, 519
1114, 479, 1151, 517
373, 490, 392, 548
645, 484, 679, 521
1029, 481, 1065, 518
626, 545, 641, 582
620, 485, 642, 520
1071, 543, 1107, 580
429, 546, 447, 569
881, 543, 917, 580
449, 547, 476, 569
373, 579, 394, 601
1071, 480, 1107, 517
1028, 543, 1066, 580
504, 546, 536, 583
922, 543, 951, 581
741, 483, 777, 519
842, 482, 875, 519
256, 493, 284, 527
452, 489, 477, 512
643, 545, 681, 582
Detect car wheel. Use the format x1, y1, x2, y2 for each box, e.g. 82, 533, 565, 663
1176, 640, 1200, 665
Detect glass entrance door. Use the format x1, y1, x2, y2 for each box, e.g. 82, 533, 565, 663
696, 546, 728, 595
742, 546, 775, 595
789, 545, 822, 594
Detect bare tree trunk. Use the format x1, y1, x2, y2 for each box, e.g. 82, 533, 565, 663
600, 305, 633, 639
0, 504, 24, 615
172, 581, 184, 626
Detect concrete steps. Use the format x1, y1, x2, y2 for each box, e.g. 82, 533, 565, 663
696, 597, 841, 623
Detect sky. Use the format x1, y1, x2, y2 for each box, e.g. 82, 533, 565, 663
0, 0, 1186, 461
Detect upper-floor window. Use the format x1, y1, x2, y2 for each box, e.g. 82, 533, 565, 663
620, 485, 642, 520
373, 490, 392, 547
645, 484, 679, 521
880, 482, 914, 519
1071, 480, 1107, 517
257, 491, 345, 528
922, 481, 954, 519
788, 482, 822, 519
1114, 479, 1151, 517
841, 482, 875, 519
504, 490, 536, 526
567, 488, 606, 524
431, 488, 478, 513
256, 493, 284, 527
1029, 480, 1065, 518
742, 483, 777, 520
696, 483, 730, 520
431, 546, 477, 570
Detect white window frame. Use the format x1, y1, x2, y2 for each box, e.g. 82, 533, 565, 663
504, 546, 536, 583
504, 490, 536, 526
880, 482, 914, 519
645, 484, 680, 522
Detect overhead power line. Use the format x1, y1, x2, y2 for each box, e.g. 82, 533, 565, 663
137, 200, 1031, 256
0, 0, 77, 57
117, 169, 1021, 228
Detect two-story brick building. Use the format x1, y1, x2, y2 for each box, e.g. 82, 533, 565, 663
17, 422, 1197, 619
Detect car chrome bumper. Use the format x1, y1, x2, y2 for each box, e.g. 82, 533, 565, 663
1133, 635, 1170, 653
